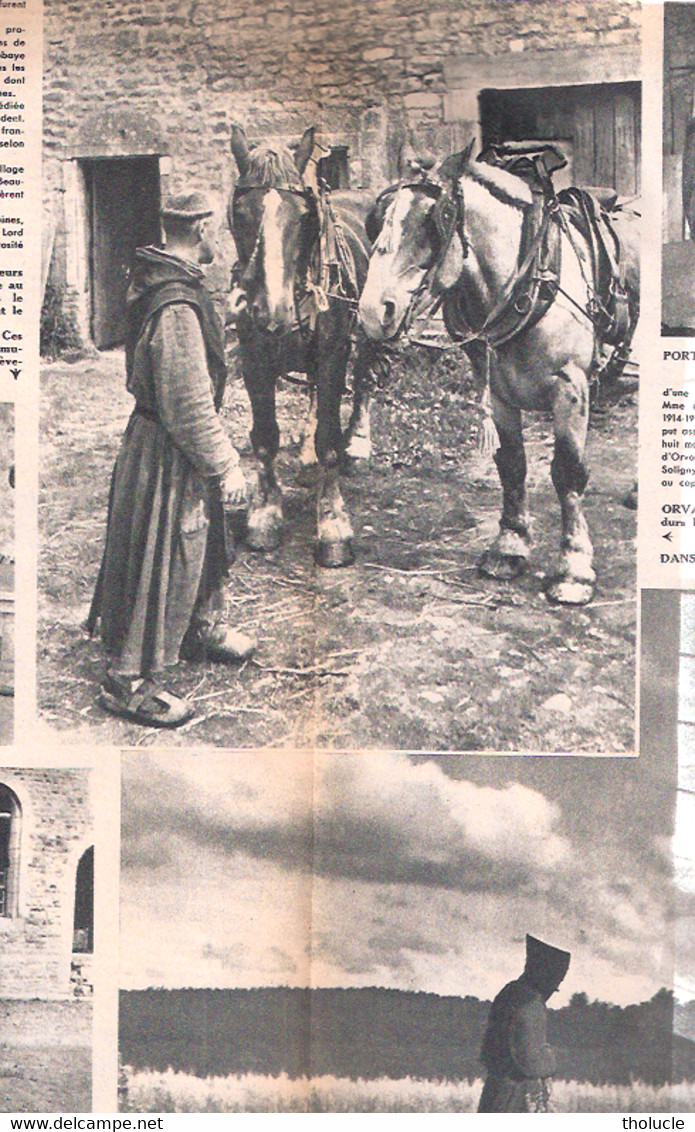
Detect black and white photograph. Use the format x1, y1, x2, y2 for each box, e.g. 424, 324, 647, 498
0, 404, 13, 746
114, 590, 695, 1116
662, 1, 695, 334
117, 676, 687, 1114
3, 0, 694, 1120
38, 0, 640, 753
0, 768, 93, 1112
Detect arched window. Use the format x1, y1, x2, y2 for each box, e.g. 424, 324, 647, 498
73, 845, 94, 953
0, 783, 20, 917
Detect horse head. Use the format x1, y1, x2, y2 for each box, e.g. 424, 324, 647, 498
228, 124, 318, 334
358, 142, 474, 342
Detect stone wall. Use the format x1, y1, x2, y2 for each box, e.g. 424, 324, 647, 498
0, 768, 92, 1000
44, 0, 640, 188
42, 0, 640, 344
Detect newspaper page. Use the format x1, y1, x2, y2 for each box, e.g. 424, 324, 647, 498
2, 0, 695, 1123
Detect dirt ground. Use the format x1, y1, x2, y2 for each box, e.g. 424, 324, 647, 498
0, 1000, 91, 1112
39, 341, 637, 752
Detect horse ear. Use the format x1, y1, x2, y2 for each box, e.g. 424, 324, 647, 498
295, 126, 316, 174
366, 199, 386, 244
366, 188, 397, 244
231, 123, 251, 177
438, 139, 475, 184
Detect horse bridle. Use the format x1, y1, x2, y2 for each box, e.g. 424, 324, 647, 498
375, 170, 562, 351
232, 180, 346, 342
372, 172, 467, 333
231, 182, 319, 270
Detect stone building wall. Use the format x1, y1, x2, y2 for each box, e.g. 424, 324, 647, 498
43, 0, 640, 186
41, 0, 640, 346
0, 768, 92, 1000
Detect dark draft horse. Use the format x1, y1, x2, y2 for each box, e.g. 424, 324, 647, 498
228, 125, 374, 567
359, 144, 640, 605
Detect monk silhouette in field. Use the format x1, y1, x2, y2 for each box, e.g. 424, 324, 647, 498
478, 934, 571, 1112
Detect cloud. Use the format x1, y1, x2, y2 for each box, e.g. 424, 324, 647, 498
120, 752, 674, 1001
121, 750, 314, 874
313, 754, 570, 894
122, 752, 570, 897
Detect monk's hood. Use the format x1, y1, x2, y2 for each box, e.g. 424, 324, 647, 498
126, 247, 204, 309
524, 934, 571, 998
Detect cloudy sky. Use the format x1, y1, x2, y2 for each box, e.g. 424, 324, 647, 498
119, 590, 692, 1007
120, 737, 682, 1006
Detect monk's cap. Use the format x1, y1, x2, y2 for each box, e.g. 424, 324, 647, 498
160, 192, 214, 221
525, 934, 571, 991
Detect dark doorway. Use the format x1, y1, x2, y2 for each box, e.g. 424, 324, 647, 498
82, 156, 161, 348
479, 82, 641, 195
73, 845, 94, 953
318, 146, 350, 190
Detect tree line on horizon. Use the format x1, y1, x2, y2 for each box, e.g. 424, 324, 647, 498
119, 985, 695, 1085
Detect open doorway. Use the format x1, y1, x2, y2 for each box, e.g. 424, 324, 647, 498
479, 82, 641, 195
81, 156, 161, 348
318, 146, 350, 190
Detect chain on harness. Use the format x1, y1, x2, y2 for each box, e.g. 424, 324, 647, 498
293, 182, 361, 341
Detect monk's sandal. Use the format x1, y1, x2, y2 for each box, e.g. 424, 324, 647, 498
97, 672, 194, 729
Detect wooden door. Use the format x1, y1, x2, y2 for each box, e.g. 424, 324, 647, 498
480, 82, 641, 195
88, 157, 161, 349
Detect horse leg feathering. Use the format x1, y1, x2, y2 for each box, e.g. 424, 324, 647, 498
247, 454, 284, 552
298, 385, 319, 469
314, 322, 355, 567
478, 396, 532, 580
316, 453, 355, 567
237, 332, 284, 552
344, 334, 375, 464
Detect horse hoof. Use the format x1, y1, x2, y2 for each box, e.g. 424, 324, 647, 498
346, 434, 372, 463
246, 509, 283, 552
544, 576, 594, 606
478, 551, 527, 581
247, 529, 282, 552
299, 450, 317, 470
315, 538, 356, 568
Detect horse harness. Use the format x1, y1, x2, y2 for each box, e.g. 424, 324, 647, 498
231, 180, 361, 343
369, 168, 466, 336
377, 146, 636, 368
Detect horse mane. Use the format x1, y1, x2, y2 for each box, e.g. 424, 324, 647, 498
464, 160, 533, 210
238, 144, 304, 189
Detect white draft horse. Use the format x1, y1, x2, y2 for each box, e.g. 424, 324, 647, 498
359, 144, 639, 605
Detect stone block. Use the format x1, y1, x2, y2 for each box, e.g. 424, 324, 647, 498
403, 90, 442, 111
363, 46, 395, 62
